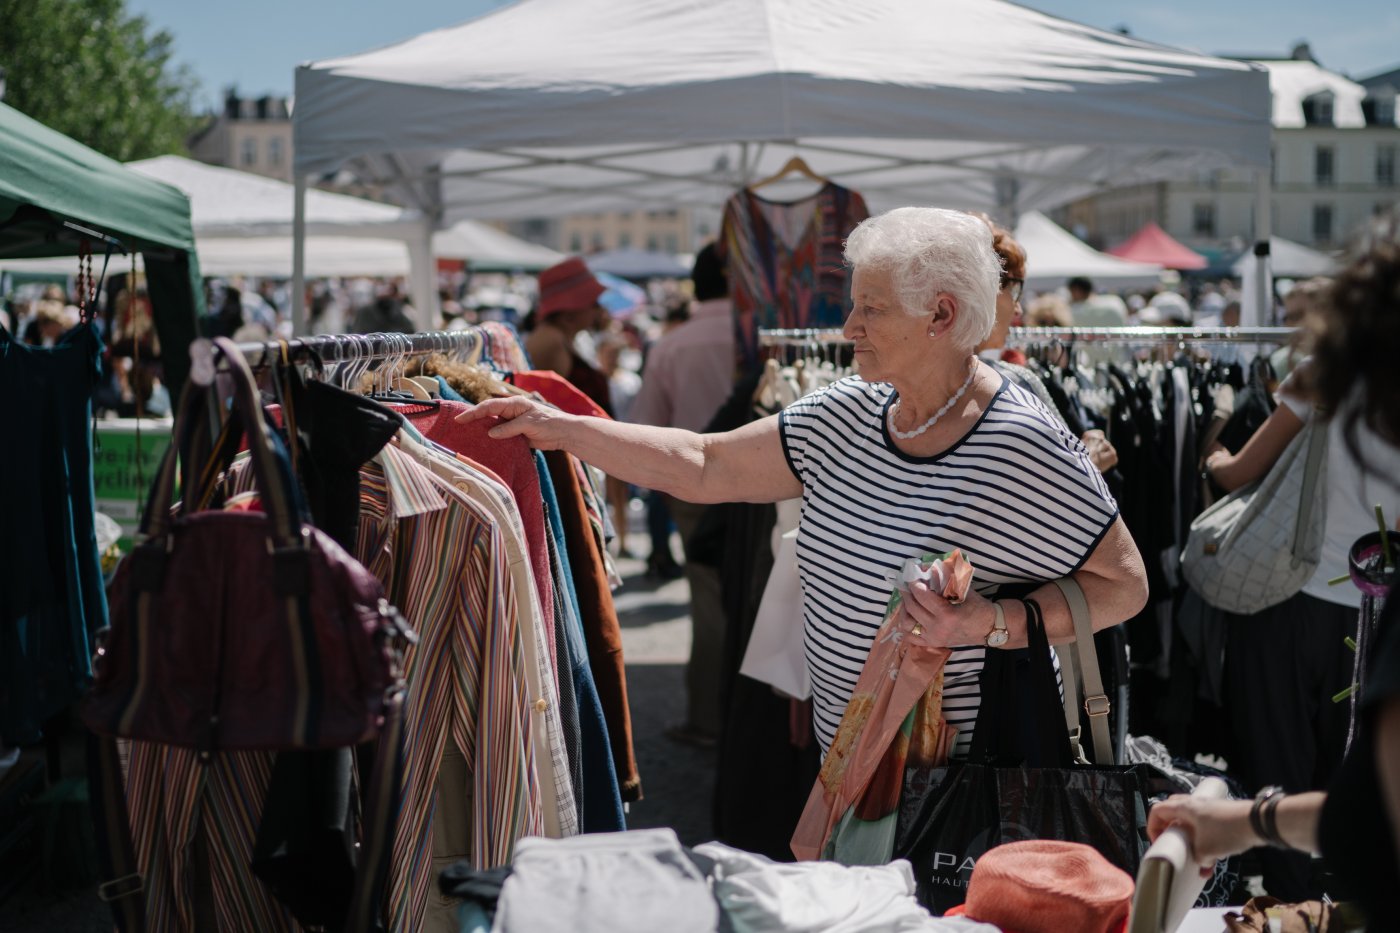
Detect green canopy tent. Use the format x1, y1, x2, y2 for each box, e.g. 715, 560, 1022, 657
0, 101, 203, 395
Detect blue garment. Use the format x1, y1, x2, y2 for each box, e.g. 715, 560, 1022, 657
0, 322, 108, 743
535, 451, 624, 832
435, 376, 466, 403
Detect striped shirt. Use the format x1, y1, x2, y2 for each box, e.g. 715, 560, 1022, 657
778, 374, 1118, 758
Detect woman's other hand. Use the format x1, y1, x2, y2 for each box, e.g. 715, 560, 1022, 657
455, 397, 578, 450
1081, 429, 1119, 473
1147, 795, 1258, 877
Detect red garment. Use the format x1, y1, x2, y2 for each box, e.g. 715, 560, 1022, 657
1000, 348, 1028, 367
396, 402, 558, 682
509, 369, 612, 420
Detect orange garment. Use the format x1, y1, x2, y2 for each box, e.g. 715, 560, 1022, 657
791, 551, 973, 861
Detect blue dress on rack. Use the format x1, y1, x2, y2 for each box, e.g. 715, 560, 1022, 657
0, 321, 108, 743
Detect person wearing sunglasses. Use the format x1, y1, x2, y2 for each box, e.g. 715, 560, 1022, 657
972, 217, 1118, 474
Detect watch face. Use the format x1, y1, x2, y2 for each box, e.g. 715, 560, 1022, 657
987, 630, 1010, 648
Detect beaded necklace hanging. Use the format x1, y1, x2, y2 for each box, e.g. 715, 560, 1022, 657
887, 358, 978, 440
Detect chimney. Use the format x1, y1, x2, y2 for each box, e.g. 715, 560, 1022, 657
1291, 42, 1315, 63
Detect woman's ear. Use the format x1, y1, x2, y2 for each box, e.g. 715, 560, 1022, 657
928, 293, 958, 338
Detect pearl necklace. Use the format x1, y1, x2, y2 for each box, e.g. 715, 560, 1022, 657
887, 359, 978, 440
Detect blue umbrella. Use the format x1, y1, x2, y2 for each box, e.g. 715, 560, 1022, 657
594, 271, 646, 315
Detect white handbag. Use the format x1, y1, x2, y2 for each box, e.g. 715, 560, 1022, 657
1180, 415, 1328, 615
740, 528, 810, 699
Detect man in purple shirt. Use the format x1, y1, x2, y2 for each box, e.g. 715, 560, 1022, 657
629, 244, 735, 746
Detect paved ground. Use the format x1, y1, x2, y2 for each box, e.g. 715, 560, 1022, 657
1, 517, 709, 929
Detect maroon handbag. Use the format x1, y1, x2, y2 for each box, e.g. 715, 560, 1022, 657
82, 338, 410, 933
83, 337, 408, 750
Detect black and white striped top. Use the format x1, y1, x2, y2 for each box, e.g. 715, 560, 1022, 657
778, 374, 1119, 758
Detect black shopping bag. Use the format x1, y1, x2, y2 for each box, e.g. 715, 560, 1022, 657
894, 592, 1151, 915
898, 761, 1151, 914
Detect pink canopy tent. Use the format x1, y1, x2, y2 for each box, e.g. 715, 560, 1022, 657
1107, 222, 1208, 270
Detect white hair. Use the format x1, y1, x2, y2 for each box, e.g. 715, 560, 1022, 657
843, 207, 1000, 351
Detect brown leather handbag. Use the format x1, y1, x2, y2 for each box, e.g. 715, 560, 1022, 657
82, 337, 411, 933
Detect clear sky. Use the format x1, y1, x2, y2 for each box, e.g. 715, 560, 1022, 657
129, 0, 1400, 110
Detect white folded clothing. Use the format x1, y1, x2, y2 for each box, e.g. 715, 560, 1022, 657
494, 829, 719, 933
692, 842, 998, 933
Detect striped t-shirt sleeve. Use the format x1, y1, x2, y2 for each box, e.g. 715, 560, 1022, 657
777, 383, 835, 484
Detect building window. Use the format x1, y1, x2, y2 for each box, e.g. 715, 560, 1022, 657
664, 234, 679, 254
1302, 92, 1334, 126
618, 232, 632, 249
1192, 202, 1216, 238
646, 235, 659, 252
1378, 145, 1397, 188
1313, 204, 1334, 245
240, 137, 258, 167
267, 137, 284, 168
569, 232, 583, 252
590, 233, 605, 252
1315, 146, 1335, 186
1363, 93, 1397, 127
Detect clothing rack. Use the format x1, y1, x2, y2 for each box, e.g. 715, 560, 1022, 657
757, 326, 1298, 347
190, 329, 490, 385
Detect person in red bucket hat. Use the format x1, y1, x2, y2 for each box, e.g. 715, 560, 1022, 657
944, 840, 1133, 933
524, 256, 615, 417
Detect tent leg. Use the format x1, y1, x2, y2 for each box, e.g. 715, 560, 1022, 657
292, 174, 308, 335
1252, 169, 1273, 326
407, 219, 438, 329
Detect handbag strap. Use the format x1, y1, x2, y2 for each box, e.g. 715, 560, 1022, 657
1051, 577, 1114, 765
140, 338, 300, 551
1291, 416, 1328, 561
89, 692, 405, 933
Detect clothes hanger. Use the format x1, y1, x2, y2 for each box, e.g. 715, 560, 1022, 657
748, 155, 827, 191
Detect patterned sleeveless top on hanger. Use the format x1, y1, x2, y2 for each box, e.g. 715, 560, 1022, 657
720, 181, 869, 375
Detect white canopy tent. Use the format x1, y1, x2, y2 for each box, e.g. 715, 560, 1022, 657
1014, 211, 1164, 291
120, 156, 560, 288
1231, 236, 1337, 279
292, 0, 1274, 331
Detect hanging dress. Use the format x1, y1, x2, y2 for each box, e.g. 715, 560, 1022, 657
0, 321, 108, 744
719, 182, 869, 375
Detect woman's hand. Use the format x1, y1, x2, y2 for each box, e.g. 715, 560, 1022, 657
455, 396, 580, 450
1081, 429, 1119, 473
900, 583, 998, 648
1147, 795, 1259, 877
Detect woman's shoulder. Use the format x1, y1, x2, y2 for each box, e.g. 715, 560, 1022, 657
792, 374, 888, 412
984, 377, 1081, 445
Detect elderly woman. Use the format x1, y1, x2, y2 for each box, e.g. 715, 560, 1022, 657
462, 207, 1148, 759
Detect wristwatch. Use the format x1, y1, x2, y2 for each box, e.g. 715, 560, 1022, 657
985, 601, 1009, 648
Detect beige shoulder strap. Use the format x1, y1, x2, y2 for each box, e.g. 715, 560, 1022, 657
1052, 576, 1113, 765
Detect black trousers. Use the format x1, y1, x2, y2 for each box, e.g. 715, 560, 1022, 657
1225, 591, 1357, 901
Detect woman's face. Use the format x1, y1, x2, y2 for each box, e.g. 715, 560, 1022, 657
986, 279, 1021, 350
843, 266, 933, 384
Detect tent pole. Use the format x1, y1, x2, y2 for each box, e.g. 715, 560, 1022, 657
408, 217, 439, 329
1253, 168, 1273, 326
292, 173, 308, 335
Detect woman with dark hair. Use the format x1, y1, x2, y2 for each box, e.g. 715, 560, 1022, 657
1149, 209, 1400, 918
